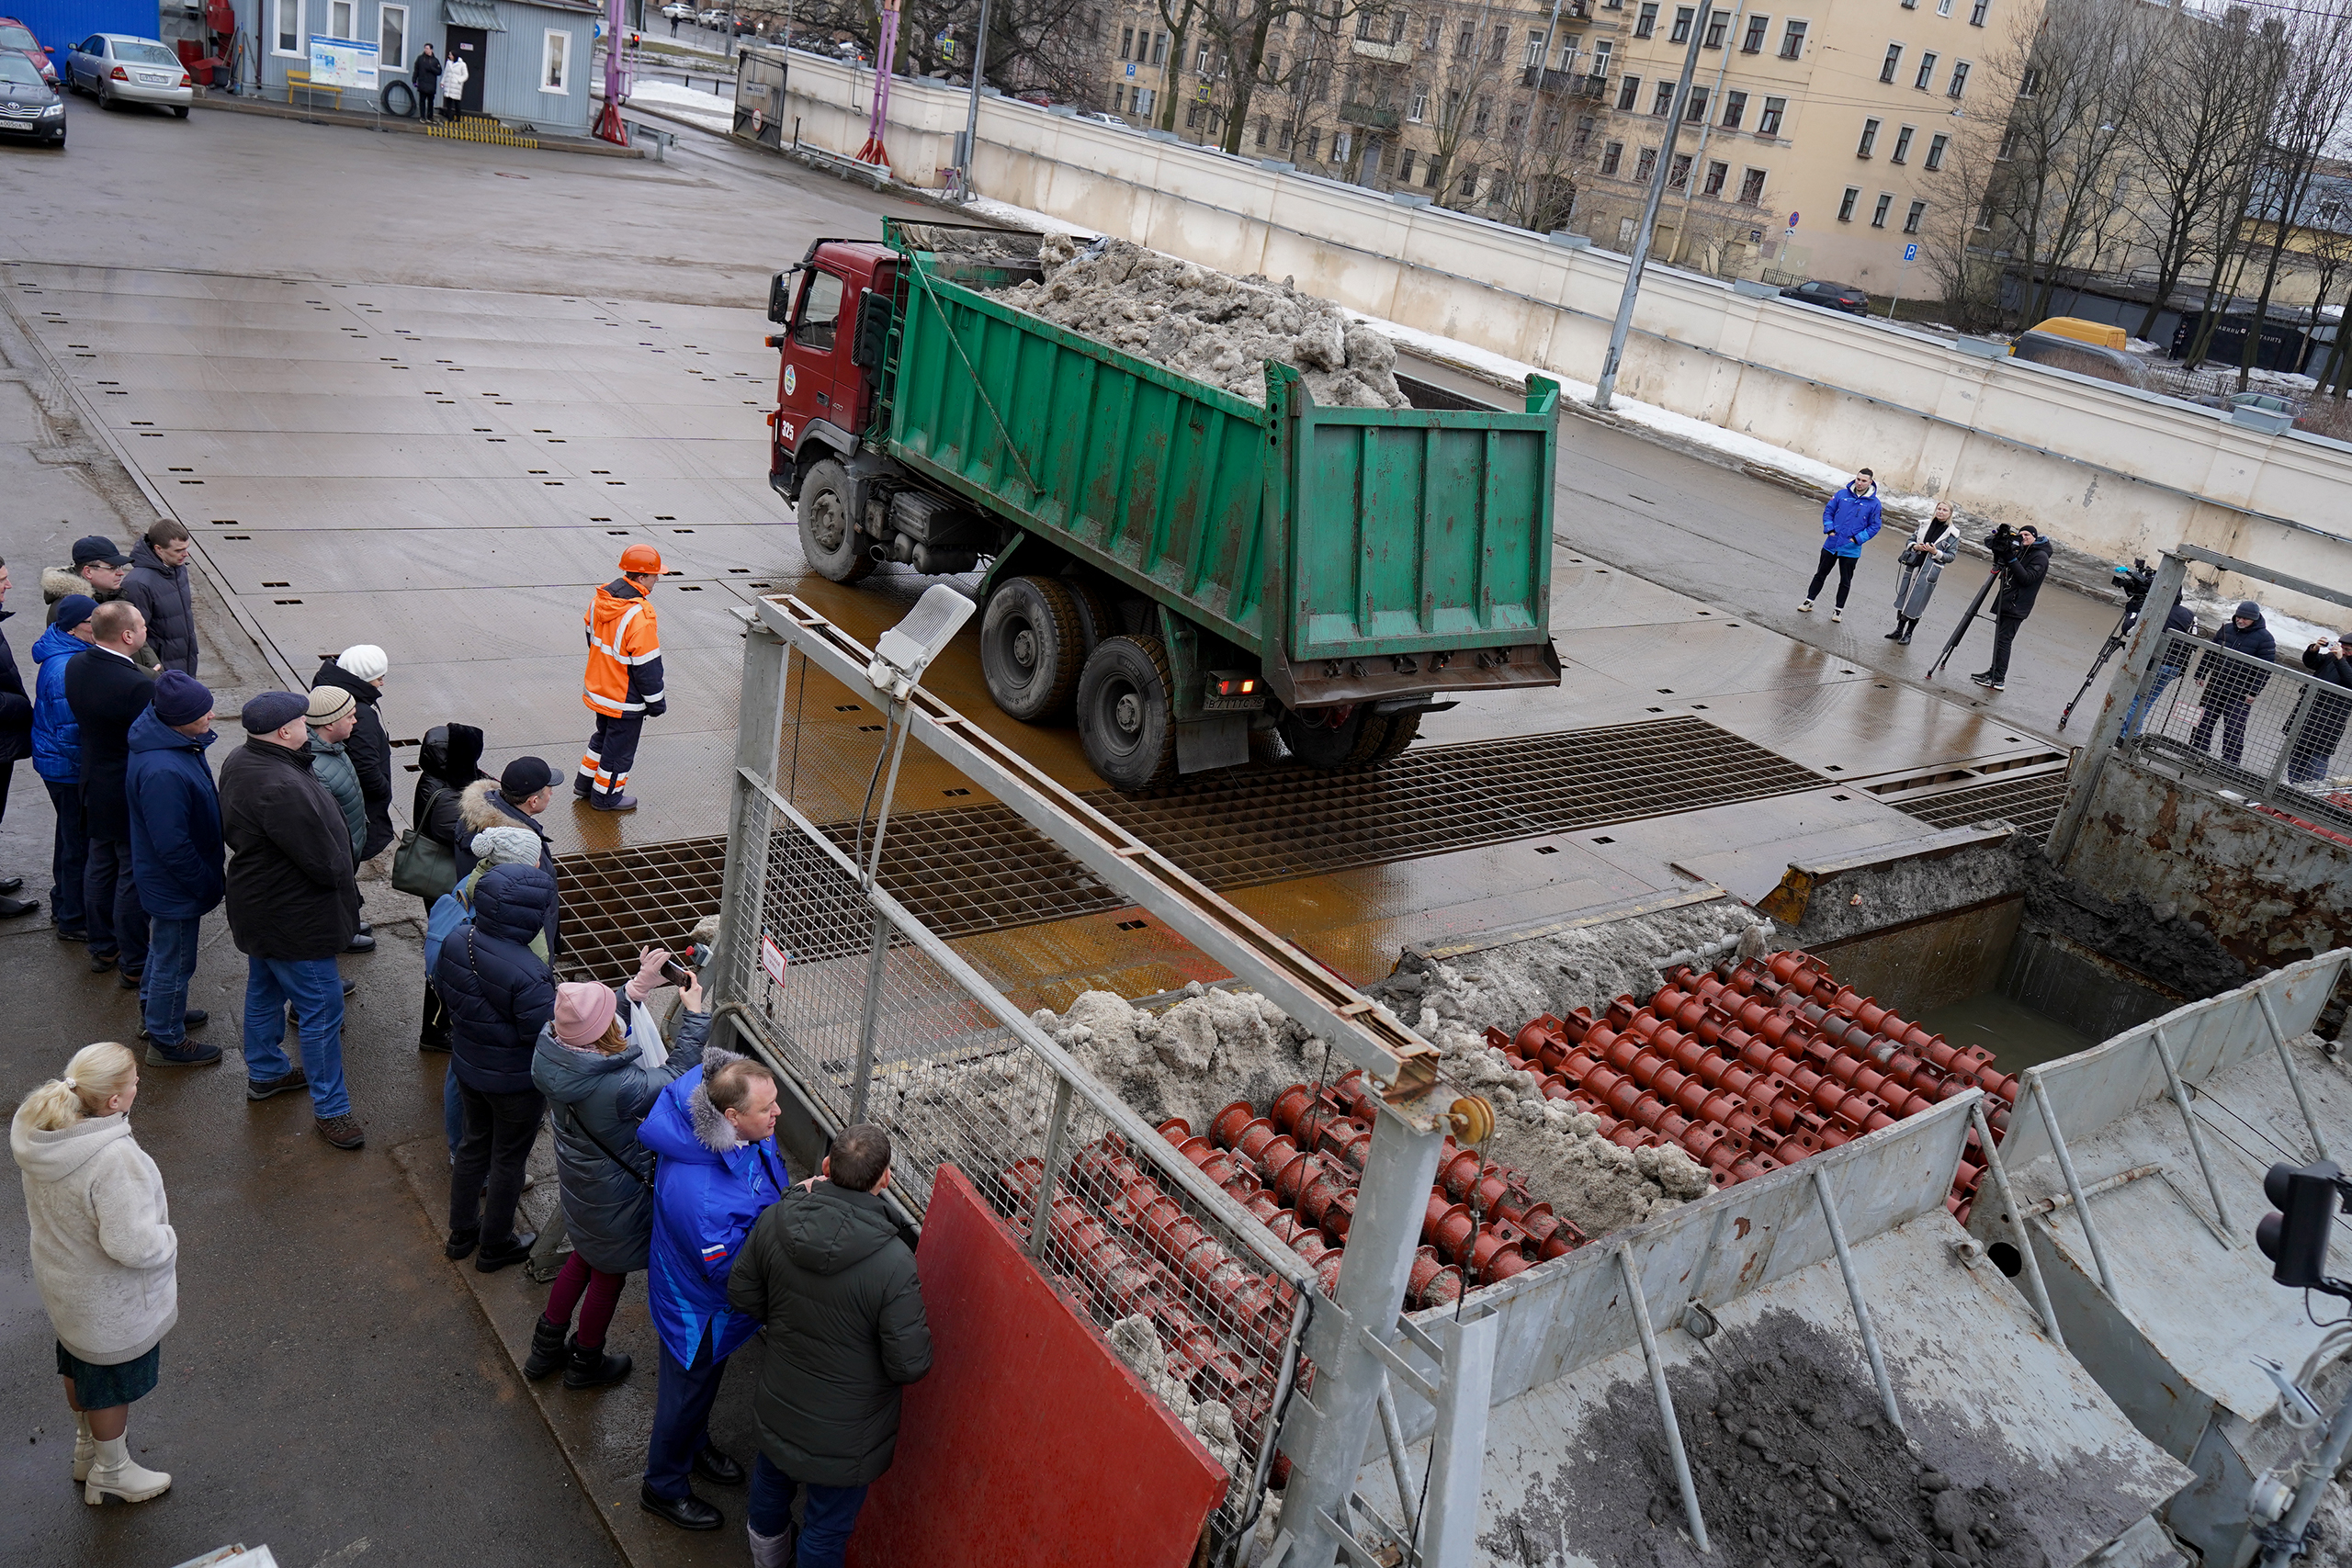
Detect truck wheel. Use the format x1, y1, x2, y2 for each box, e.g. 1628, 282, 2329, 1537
980, 576, 1083, 722
797, 458, 873, 583
1364, 708, 1421, 764
1279, 707, 1392, 770
1078, 635, 1177, 792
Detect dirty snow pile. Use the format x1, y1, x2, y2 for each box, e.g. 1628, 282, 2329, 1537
1108, 1314, 1246, 1479
997, 234, 1410, 409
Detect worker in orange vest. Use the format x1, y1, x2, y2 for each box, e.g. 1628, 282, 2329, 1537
576, 546, 667, 814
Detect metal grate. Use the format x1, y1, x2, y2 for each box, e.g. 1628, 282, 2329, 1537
555, 838, 729, 983
1899, 769, 2075, 840
559, 716, 1825, 975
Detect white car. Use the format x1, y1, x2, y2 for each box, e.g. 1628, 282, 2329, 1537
661, 3, 693, 16
64, 33, 190, 113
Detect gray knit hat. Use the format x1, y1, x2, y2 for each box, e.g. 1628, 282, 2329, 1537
469, 824, 542, 869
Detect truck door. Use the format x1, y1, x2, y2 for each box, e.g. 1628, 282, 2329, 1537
778, 265, 847, 446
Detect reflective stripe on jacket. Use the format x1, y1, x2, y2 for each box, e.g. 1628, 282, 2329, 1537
582, 579, 667, 719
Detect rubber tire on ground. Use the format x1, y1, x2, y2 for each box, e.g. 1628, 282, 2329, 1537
1065, 577, 1118, 660
96, 80, 110, 109
1278, 706, 1393, 771
172, 104, 187, 118
1077, 635, 1178, 792
796, 458, 873, 583
1363, 707, 1421, 764
381, 78, 414, 117
979, 575, 1084, 722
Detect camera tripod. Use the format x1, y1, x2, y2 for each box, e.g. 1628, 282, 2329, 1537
2056, 599, 2147, 731
1925, 568, 2001, 682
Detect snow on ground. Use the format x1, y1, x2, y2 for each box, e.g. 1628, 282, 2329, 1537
620, 79, 733, 131
2182, 593, 2345, 652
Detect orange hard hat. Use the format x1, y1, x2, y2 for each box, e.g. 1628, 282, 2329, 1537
618, 545, 663, 575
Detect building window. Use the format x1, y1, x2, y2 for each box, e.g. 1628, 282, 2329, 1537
1704, 7, 1729, 46
1634, 145, 1657, 180
1880, 43, 1901, 84
272, 0, 301, 55
1120, 25, 1134, 59
378, 1, 406, 67
1151, 31, 1169, 64
1474, 96, 1491, 133
1525, 29, 1546, 66
1997, 127, 2018, 160
1905, 198, 1927, 232
1838, 186, 1860, 221
1111, 84, 1125, 112
1617, 73, 1640, 109
1409, 85, 1429, 119
1758, 96, 1784, 134
1255, 114, 1269, 145
1456, 20, 1476, 54
1913, 51, 1936, 89
1739, 166, 1766, 203
1741, 13, 1768, 51
1925, 131, 1948, 170
1652, 80, 1675, 115
1947, 60, 1969, 96
1305, 129, 1320, 159
1871, 192, 1893, 227
1634, 2, 1657, 36
1702, 158, 1727, 194
1138, 86, 1156, 114
1721, 89, 1746, 129
1335, 130, 1351, 163
1186, 104, 1201, 128
1975, 199, 1993, 230
1601, 139, 1624, 175
1669, 152, 1692, 187
1938, 0, 1953, 15
1856, 118, 1878, 157
1779, 18, 1806, 57
1424, 155, 1441, 186
327, 0, 352, 36
542, 28, 570, 91
2018, 66, 2041, 97
1459, 165, 1480, 198
1424, 14, 1442, 47
1670, 6, 1694, 42
1969, 0, 1987, 22
1685, 85, 1707, 120
1489, 22, 1509, 60
1591, 39, 1611, 74
1891, 124, 1913, 163
1398, 147, 1415, 180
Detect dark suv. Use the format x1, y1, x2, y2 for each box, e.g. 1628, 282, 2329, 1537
1781, 280, 1871, 316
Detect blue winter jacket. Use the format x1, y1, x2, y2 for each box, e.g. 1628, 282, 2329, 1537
124, 708, 223, 919
1821, 485, 1884, 558
29, 624, 85, 786
640, 1052, 790, 1366
433, 863, 559, 1095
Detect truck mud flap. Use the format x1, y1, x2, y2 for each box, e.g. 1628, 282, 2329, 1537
1176, 715, 1250, 774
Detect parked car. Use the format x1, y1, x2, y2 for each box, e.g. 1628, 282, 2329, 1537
65, 33, 191, 114
2022, 316, 2129, 351
0, 16, 60, 91
0, 50, 63, 144
2007, 331, 2149, 389
660, 2, 693, 16
1780, 279, 1871, 316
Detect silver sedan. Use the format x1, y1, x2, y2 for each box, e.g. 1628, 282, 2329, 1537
65, 33, 191, 114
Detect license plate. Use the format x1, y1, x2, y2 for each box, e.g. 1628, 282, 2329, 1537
139, 72, 171, 84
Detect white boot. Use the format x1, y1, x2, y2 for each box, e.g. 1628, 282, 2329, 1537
85, 1434, 170, 1505
72, 1414, 95, 1483
748, 1526, 793, 1568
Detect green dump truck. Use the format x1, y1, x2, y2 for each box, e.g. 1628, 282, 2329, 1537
765, 219, 1560, 791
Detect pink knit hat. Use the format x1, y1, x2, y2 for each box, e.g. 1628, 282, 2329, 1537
552, 982, 618, 1047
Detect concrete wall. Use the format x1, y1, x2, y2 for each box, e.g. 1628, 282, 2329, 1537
766, 50, 2352, 627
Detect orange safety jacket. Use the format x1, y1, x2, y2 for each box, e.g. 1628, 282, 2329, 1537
582, 579, 667, 719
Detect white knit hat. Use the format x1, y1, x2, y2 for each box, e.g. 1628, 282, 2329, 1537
337, 644, 390, 682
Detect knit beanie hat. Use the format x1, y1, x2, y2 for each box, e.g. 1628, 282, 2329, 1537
469, 824, 541, 868
306, 686, 356, 726
337, 644, 390, 682
152, 671, 213, 728
51, 593, 97, 633
2236, 601, 2261, 622
551, 982, 619, 1048
242, 692, 309, 734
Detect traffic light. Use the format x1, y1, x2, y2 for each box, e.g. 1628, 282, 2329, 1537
2256, 1160, 2344, 1289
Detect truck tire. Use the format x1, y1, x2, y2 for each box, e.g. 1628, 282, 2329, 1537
1364, 708, 1421, 764
980, 576, 1084, 722
797, 458, 874, 583
1279, 707, 1392, 771
1078, 635, 1178, 792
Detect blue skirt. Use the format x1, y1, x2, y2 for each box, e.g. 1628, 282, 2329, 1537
56, 1340, 161, 1409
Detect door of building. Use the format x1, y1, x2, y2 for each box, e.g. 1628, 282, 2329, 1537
444, 25, 487, 114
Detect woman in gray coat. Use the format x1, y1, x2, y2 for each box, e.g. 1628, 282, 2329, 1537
524, 949, 711, 1390
1887, 502, 1959, 646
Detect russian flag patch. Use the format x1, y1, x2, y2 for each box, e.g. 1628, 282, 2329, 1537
701, 1244, 729, 1262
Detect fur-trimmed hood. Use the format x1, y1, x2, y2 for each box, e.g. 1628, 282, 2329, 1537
40, 565, 114, 605
458, 777, 509, 835
688, 1044, 749, 1154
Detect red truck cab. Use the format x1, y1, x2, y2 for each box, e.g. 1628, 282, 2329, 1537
768, 239, 894, 487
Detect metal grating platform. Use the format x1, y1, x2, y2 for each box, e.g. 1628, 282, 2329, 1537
554, 716, 1823, 980
1897, 768, 2075, 840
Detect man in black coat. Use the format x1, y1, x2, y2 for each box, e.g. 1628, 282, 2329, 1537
1972, 525, 2050, 694
2190, 601, 2278, 768
63, 601, 153, 978
412, 43, 442, 120
727, 1123, 932, 1567
2290, 632, 2352, 788
119, 520, 198, 676
311, 645, 394, 861
220, 692, 367, 1151
0, 558, 35, 918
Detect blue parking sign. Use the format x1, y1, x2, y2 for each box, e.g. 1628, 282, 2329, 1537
1903, 243, 1918, 262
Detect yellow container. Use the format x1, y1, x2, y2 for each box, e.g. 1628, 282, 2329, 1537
2024, 317, 2130, 351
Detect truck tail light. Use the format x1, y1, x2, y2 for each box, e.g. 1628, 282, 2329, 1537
1208, 673, 1258, 698
110, 64, 128, 79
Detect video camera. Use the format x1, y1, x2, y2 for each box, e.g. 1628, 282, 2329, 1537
1990, 523, 2020, 568
2112, 558, 2156, 615
2257, 1158, 2352, 1297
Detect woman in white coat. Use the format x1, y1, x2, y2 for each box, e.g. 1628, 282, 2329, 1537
11, 1042, 176, 1506
440, 51, 469, 120
1888, 501, 1961, 646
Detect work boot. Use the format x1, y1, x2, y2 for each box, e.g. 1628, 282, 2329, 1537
564, 1337, 633, 1390
523, 1315, 569, 1380
316, 1113, 367, 1150
84, 1435, 170, 1506
575, 772, 594, 799
72, 1414, 94, 1483
591, 793, 639, 813
247, 1066, 310, 1100
475, 1230, 539, 1273
639, 1484, 723, 1531
143, 1039, 223, 1068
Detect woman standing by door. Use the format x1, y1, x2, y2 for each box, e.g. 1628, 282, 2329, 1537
440, 49, 469, 121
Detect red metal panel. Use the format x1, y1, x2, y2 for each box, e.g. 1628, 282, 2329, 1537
849, 1164, 1227, 1568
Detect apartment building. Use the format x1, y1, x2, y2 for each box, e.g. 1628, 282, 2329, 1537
1103, 13, 1174, 123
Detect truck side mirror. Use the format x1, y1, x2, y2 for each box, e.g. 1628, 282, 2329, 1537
767, 268, 797, 325
850, 289, 892, 367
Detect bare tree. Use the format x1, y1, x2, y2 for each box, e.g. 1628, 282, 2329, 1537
2232, 2, 2352, 389
1492, 92, 1581, 231
1917, 121, 2005, 330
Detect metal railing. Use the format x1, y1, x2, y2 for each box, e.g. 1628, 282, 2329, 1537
2120, 629, 2352, 833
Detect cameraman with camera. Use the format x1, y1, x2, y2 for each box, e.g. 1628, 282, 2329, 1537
1970, 523, 2050, 694
2290, 631, 2352, 787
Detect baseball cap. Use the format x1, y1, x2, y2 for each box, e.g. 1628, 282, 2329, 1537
73, 536, 131, 570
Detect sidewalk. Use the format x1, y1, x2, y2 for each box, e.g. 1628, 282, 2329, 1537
192, 86, 644, 158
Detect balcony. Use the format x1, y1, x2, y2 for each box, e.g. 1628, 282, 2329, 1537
1339, 99, 1402, 130
1522, 65, 1607, 95
1350, 36, 1416, 64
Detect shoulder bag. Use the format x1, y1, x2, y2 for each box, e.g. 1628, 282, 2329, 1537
391, 779, 458, 899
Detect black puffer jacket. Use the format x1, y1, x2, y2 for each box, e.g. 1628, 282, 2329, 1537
2196, 602, 2278, 705
311, 657, 393, 859
728, 1179, 933, 1489
120, 541, 198, 675
413, 724, 490, 847
218, 737, 362, 961
435, 863, 559, 1095
2300, 640, 2352, 764
1993, 536, 2052, 620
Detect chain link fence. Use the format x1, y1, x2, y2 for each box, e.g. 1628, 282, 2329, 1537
2120, 630, 2352, 834
711, 645, 1316, 1559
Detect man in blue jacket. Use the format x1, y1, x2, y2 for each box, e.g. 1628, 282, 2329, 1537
0, 559, 34, 919
125, 671, 225, 1067
1800, 468, 1884, 624
30, 592, 96, 933
638, 1046, 788, 1532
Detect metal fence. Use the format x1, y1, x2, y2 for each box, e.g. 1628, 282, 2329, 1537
712, 639, 1316, 1562
2120, 630, 2352, 834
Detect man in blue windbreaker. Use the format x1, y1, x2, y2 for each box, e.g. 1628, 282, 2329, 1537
1800, 467, 1884, 624
637, 1044, 789, 1533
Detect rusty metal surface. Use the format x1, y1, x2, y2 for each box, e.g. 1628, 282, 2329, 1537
1902, 768, 2078, 840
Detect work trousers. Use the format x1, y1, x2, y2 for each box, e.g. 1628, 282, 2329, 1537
645, 1324, 730, 1501
1989, 614, 2028, 682
449, 1078, 545, 1247
749, 1451, 870, 1568
1805, 550, 1860, 609
45, 779, 87, 932
2190, 698, 2254, 767
84, 833, 149, 973
242, 955, 350, 1116
581, 712, 645, 801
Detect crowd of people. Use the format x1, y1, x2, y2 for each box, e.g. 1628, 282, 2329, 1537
2, 536, 930, 1560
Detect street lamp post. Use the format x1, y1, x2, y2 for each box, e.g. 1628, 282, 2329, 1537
1592, 4, 1712, 411
957, 0, 993, 199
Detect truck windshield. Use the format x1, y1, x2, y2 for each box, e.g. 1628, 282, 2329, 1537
795, 271, 843, 350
